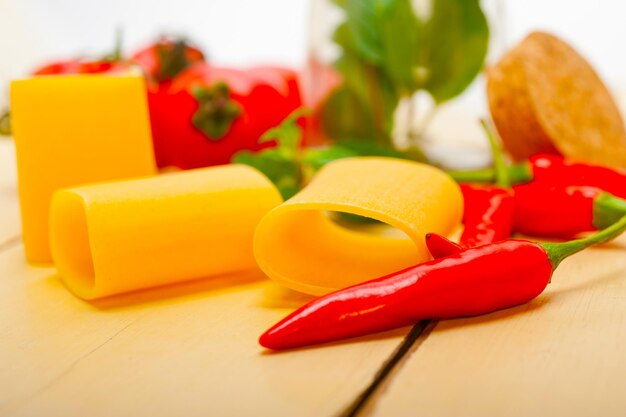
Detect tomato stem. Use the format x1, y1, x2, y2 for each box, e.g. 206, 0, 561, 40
0, 111, 11, 136
102, 28, 124, 62
157, 39, 192, 81
191, 83, 241, 140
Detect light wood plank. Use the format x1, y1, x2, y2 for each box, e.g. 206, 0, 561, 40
372, 237, 626, 417
0, 140, 20, 243
0, 241, 408, 417
0, 135, 410, 417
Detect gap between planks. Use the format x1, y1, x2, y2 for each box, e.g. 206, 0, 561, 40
336, 319, 439, 417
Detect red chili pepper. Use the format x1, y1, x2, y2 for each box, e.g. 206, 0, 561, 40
456, 120, 515, 248
152, 62, 301, 169
425, 233, 462, 259
525, 154, 626, 199
449, 153, 626, 199
259, 215, 626, 350
459, 184, 515, 247
513, 183, 626, 238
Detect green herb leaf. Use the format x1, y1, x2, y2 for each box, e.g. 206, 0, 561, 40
321, 58, 399, 143
303, 139, 414, 174
377, 0, 422, 93
334, 0, 421, 93
232, 150, 300, 200
341, 0, 388, 64
327, 1, 405, 143
232, 108, 309, 200
259, 108, 310, 158
233, 107, 420, 200
419, 0, 489, 103
325, 0, 490, 143
302, 145, 359, 172
334, 139, 414, 159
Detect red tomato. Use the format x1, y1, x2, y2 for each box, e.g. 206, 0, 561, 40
131, 37, 205, 83
32, 59, 130, 75
131, 37, 207, 166
152, 62, 301, 169
249, 66, 301, 111
300, 58, 342, 146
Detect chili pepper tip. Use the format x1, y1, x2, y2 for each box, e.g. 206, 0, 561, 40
425, 233, 463, 259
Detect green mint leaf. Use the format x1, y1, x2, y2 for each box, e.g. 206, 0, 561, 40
232, 150, 300, 200
302, 145, 358, 171
303, 139, 414, 174
324, 0, 489, 145
321, 55, 399, 143
259, 108, 310, 158
233, 108, 310, 200
335, 139, 413, 158
420, 0, 489, 103
341, 0, 387, 64
377, 0, 422, 93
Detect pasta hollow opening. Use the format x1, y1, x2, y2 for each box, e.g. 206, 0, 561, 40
50, 192, 96, 298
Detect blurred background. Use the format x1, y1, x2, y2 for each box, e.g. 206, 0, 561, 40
2, 0, 625, 167
2, 0, 624, 84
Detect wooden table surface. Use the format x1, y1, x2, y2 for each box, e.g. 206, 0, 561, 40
1, 139, 626, 417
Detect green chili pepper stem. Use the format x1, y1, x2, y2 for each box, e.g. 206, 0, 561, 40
509, 162, 533, 184
480, 119, 510, 187
542, 213, 626, 270
593, 192, 626, 230
447, 163, 532, 185
447, 167, 495, 183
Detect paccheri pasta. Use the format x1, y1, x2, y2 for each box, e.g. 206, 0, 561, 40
10, 75, 156, 264
50, 165, 282, 300
253, 157, 464, 295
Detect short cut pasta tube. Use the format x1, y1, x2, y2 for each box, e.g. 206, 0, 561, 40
254, 157, 464, 295
11, 75, 157, 264
50, 165, 282, 300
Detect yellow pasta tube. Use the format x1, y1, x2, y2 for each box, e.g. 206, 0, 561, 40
50, 165, 282, 300
11, 75, 157, 264
254, 157, 463, 295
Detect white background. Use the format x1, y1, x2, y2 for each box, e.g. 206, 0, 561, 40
1, 0, 625, 84
1, 0, 625, 163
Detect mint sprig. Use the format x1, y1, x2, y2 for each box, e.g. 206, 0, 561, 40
233, 108, 417, 200
323, 0, 489, 143
232, 108, 309, 199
